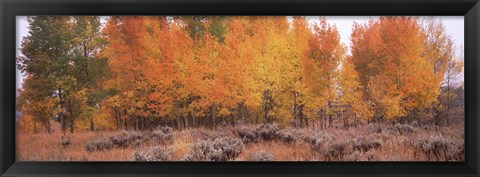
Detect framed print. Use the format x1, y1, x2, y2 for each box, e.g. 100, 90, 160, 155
1, 0, 479, 176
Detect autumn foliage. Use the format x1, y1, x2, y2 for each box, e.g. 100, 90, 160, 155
17, 16, 463, 134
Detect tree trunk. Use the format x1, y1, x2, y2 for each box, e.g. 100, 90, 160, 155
354, 114, 358, 128
114, 107, 119, 130
33, 119, 37, 134
317, 110, 322, 130
124, 109, 128, 130
446, 77, 451, 125
68, 97, 74, 133
211, 104, 216, 129
293, 91, 298, 127
176, 114, 181, 130
58, 89, 66, 134
90, 117, 94, 131
237, 103, 244, 125
132, 116, 136, 131
184, 114, 189, 129
230, 111, 235, 127
192, 108, 195, 128
263, 90, 271, 123
203, 115, 207, 127
328, 102, 332, 128
46, 121, 52, 134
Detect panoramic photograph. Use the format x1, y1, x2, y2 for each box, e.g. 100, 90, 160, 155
15, 16, 464, 161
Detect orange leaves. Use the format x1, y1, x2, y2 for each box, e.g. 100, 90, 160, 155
97, 16, 458, 126
349, 16, 455, 121
102, 16, 194, 118
302, 17, 344, 111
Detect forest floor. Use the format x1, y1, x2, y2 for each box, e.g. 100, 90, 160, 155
16, 121, 464, 161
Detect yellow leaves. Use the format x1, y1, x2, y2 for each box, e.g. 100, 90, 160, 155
17, 113, 36, 133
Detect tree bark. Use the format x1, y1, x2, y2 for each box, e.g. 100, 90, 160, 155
68, 97, 74, 133
114, 107, 119, 130
230, 111, 235, 127
124, 109, 128, 130
211, 104, 216, 129
192, 108, 195, 128
58, 89, 66, 134
46, 121, 52, 134
33, 119, 37, 134
446, 76, 451, 125
293, 91, 298, 127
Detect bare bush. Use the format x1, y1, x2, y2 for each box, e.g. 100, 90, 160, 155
247, 150, 274, 161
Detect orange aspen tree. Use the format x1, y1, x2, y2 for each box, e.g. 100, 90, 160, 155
302, 17, 345, 128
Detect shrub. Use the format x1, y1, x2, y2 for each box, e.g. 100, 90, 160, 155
60, 136, 71, 148
324, 141, 348, 160
182, 137, 244, 161
394, 123, 415, 134
410, 120, 419, 127
309, 132, 335, 152
247, 150, 274, 161
85, 130, 151, 152
148, 129, 173, 142
415, 137, 463, 161
160, 126, 173, 134
201, 130, 231, 141
212, 137, 244, 161
345, 150, 362, 161
353, 138, 382, 152
85, 137, 113, 152
109, 131, 143, 148
134, 146, 171, 161
256, 123, 279, 141
446, 143, 464, 161
366, 124, 382, 134
276, 129, 296, 144
234, 126, 259, 144
182, 140, 213, 161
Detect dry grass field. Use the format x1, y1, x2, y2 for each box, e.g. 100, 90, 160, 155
16, 122, 464, 161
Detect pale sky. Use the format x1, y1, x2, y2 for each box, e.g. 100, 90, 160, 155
15, 16, 464, 90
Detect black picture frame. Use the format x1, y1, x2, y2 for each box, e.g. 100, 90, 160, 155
1, 0, 479, 176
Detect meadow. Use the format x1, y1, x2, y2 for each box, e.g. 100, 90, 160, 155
17, 121, 464, 161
